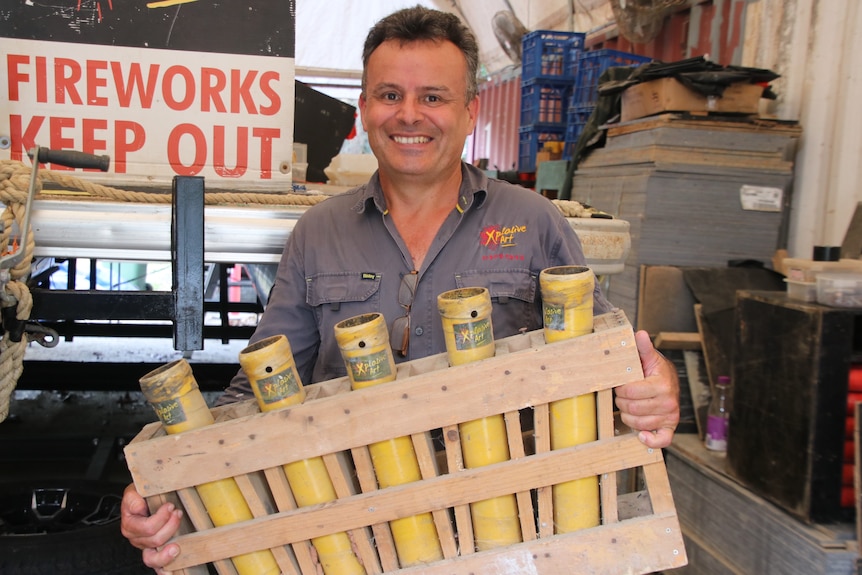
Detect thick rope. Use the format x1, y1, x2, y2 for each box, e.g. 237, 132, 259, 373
0, 162, 39, 422
0, 160, 329, 207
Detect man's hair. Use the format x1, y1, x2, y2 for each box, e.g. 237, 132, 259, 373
361, 5, 480, 103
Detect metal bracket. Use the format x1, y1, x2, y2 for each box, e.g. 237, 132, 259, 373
29, 175, 205, 352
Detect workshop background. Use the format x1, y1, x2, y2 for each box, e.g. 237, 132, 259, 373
1, 1, 861, 574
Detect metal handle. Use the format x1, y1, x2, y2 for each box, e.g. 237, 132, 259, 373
28, 147, 110, 172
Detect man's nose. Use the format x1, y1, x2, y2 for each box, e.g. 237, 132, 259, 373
396, 98, 422, 123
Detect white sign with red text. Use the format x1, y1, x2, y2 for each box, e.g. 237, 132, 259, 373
1, 38, 295, 191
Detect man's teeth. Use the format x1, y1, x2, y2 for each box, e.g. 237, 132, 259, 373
394, 136, 430, 144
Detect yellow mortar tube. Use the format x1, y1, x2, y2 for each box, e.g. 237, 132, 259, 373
539, 265, 600, 533
139, 359, 280, 575
437, 288, 522, 551
239, 335, 366, 575
334, 313, 444, 567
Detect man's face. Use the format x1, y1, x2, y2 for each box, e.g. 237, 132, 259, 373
359, 39, 478, 184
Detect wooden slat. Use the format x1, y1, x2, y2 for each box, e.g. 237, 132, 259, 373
322, 451, 382, 574
683, 350, 711, 438
146, 493, 211, 575
532, 403, 554, 538
504, 410, 536, 541
579, 145, 793, 172
606, 113, 802, 139
160, 435, 662, 570
262, 467, 315, 575
130, 420, 164, 444
233, 472, 297, 573
175, 487, 236, 575
641, 460, 677, 516
443, 423, 475, 556
694, 303, 729, 394
411, 432, 458, 559
654, 331, 702, 350
350, 445, 399, 572
597, 389, 619, 525
394, 513, 686, 575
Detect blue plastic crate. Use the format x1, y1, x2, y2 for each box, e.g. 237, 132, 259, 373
518, 126, 566, 173
563, 104, 595, 159
566, 103, 595, 129
572, 49, 651, 106
521, 30, 585, 83
520, 81, 571, 128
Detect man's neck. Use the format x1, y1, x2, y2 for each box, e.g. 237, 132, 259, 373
379, 167, 463, 269
379, 166, 462, 214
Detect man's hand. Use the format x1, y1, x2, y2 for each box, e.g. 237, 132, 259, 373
614, 330, 680, 448
120, 483, 183, 574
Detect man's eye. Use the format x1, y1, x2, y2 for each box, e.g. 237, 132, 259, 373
425, 95, 440, 103
383, 93, 399, 101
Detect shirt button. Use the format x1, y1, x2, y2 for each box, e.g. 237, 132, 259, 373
414, 326, 424, 336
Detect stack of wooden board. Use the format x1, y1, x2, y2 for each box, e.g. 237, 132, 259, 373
571, 113, 801, 323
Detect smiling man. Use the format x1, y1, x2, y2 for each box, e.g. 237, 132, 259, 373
121, 7, 680, 573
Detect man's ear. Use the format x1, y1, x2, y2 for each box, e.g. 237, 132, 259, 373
466, 96, 480, 132
358, 93, 368, 131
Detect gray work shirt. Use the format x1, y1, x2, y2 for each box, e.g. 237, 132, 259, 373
221, 162, 612, 402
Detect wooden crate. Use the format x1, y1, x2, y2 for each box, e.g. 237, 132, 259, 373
125, 311, 687, 574
728, 291, 861, 523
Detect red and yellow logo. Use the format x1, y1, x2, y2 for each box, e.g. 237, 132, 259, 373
480, 224, 527, 261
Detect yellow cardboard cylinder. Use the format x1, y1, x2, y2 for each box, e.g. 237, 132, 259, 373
139, 360, 280, 575
238, 334, 306, 409
437, 287, 495, 366
539, 265, 600, 533
239, 336, 366, 575
459, 414, 522, 550
334, 314, 443, 566
333, 313, 397, 389
437, 288, 522, 550
540, 265, 595, 342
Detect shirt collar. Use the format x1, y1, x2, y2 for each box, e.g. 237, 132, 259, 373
351, 162, 488, 215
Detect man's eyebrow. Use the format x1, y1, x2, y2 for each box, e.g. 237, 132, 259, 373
369, 82, 403, 93
369, 82, 453, 94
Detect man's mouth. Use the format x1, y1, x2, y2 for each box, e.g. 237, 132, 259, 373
392, 136, 431, 144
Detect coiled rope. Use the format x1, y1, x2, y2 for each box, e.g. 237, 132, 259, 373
0, 159, 595, 421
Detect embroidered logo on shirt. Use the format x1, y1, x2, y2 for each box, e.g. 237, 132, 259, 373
480, 224, 526, 261
361, 273, 377, 280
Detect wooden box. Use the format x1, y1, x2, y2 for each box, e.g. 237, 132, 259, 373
728, 290, 861, 523
620, 77, 763, 123
125, 311, 687, 574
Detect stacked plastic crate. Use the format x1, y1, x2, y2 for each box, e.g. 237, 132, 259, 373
564, 49, 652, 158
518, 31, 584, 173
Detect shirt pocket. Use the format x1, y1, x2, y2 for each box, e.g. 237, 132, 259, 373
306, 271, 381, 308
454, 269, 541, 335
306, 272, 382, 378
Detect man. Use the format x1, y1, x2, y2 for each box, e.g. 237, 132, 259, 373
122, 7, 680, 572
